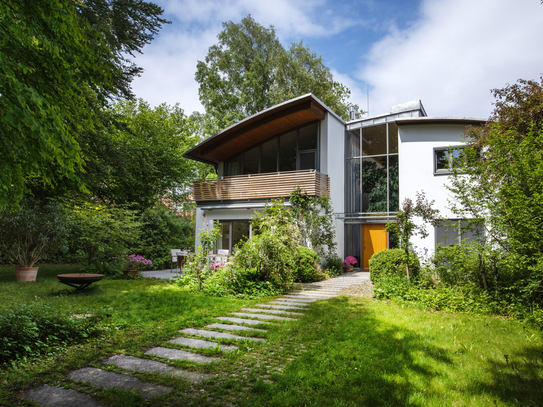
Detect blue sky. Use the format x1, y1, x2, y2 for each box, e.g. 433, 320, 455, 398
130, 0, 543, 119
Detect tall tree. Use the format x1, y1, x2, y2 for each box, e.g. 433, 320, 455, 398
195, 15, 359, 131
449, 78, 543, 262
0, 0, 168, 210
81, 100, 201, 211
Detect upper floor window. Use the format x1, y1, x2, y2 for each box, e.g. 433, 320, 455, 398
224, 122, 319, 176
434, 146, 464, 175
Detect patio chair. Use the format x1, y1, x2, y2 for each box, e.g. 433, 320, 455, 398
176, 250, 188, 275
170, 249, 180, 273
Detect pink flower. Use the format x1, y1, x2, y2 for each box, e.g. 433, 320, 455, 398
343, 256, 358, 267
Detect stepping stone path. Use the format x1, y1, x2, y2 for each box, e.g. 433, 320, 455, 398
20, 271, 369, 406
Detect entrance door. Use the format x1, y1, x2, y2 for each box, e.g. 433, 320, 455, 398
362, 224, 388, 269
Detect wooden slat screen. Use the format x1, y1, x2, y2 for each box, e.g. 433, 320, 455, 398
193, 170, 330, 202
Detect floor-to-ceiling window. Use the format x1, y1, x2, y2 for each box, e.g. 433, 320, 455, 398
345, 122, 399, 214
224, 122, 319, 176
216, 220, 251, 253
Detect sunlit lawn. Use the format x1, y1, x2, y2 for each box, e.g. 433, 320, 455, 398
1, 265, 542, 406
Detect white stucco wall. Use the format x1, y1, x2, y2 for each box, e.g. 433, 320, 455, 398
398, 123, 468, 254
321, 112, 345, 258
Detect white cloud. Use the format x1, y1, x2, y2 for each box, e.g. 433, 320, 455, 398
359, 0, 543, 118
131, 0, 362, 112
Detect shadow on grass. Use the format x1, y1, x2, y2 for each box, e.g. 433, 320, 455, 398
244, 297, 454, 407
466, 345, 543, 406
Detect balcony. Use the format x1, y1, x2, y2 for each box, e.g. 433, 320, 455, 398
193, 170, 330, 202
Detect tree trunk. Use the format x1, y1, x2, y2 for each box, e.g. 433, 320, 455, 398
478, 252, 488, 291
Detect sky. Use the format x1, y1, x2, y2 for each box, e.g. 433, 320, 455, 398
130, 0, 543, 120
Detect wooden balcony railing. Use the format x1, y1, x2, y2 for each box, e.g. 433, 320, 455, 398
193, 170, 330, 202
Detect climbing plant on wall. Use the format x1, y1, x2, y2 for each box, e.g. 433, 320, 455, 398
289, 188, 337, 257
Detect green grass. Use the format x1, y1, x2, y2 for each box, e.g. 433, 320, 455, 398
1, 265, 542, 406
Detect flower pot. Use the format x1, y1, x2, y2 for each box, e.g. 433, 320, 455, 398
123, 269, 138, 277
16, 267, 39, 282
344, 266, 353, 273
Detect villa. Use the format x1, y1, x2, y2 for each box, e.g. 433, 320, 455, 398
183, 94, 485, 269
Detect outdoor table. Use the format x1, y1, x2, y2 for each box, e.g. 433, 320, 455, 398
57, 273, 105, 290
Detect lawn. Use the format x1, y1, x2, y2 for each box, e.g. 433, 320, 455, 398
1, 265, 542, 406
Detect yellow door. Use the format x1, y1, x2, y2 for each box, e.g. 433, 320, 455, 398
362, 224, 388, 269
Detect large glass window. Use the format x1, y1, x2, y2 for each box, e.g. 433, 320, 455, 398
243, 145, 259, 174
298, 123, 318, 150
362, 124, 387, 156
224, 122, 319, 176
217, 220, 251, 253
260, 138, 278, 173
346, 158, 361, 213
225, 154, 241, 176
279, 130, 297, 171
346, 129, 360, 158
388, 122, 399, 154
362, 156, 387, 212
345, 122, 399, 214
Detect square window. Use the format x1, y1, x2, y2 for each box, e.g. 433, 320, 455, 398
434, 146, 464, 175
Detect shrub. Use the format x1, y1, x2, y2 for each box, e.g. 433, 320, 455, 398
137, 206, 194, 269
0, 302, 106, 366
293, 246, 325, 283
0, 197, 67, 267
323, 255, 343, 277
369, 248, 420, 283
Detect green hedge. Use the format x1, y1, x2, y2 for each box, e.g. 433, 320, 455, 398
293, 246, 325, 283
369, 248, 420, 283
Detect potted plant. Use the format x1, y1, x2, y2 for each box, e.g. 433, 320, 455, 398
0, 198, 66, 282
121, 254, 152, 276
343, 256, 358, 272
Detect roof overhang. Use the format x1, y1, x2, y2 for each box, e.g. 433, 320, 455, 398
395, 116, 486, 126
184, 94, 341, 166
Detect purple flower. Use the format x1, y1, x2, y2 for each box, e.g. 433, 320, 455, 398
343, 256, 358, 267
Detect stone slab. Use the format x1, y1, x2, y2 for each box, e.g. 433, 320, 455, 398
104, 355, 215, 383
182, 328, 266, 341
275, 297, 316, 303
255, 303, 307, 310
69, 367, 171, 399
267, 301, 310, 307
217, 316, 277, 325
230, 312, 297, 321
282, 295, 331, 300
145, 347, 221, 363
206, 323, 267, 332
168, 336, 238, 351
22, 385, 104, 407
241, 307, 304, 315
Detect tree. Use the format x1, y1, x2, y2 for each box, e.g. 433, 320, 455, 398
385, 191, 441, 282
449, 78, 543, 261
75, 0, 169, 99
195, 15, 359, 131
0, 0, 168, 210
80, 99, 201, 211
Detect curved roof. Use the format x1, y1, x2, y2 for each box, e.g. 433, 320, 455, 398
183, 94, 343, 166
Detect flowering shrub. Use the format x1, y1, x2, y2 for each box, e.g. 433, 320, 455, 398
121, 254, 152, 271
343, 256, 358, 267
211, 262, 225, 272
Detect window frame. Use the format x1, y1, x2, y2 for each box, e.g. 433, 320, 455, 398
433, 145, 465, 176
434, 218, 485, 248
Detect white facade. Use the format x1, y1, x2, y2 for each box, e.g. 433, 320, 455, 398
398, 121, 471, 254
186, 94, 485, 266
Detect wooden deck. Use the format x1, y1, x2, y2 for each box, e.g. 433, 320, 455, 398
193, 170, 330, 202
